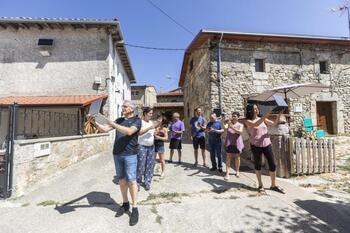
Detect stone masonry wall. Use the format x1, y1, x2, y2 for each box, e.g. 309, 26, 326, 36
206, 40, 350, 134
183, 42, 211, 127
13, 133, 111, 196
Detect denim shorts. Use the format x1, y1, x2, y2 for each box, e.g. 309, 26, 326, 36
154, 143, 165, 153
114, 153, 137, 182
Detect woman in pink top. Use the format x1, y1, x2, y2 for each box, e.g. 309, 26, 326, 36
224, 112, 244, 180
245, 104, 284, 194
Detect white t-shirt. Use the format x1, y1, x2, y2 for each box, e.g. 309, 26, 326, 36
138, 120, 155, 146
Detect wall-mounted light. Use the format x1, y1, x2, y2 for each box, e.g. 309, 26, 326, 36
94, 76, 102, 85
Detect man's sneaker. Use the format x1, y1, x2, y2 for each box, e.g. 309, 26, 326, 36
218, 168, 223, 173
129, 207, 139, 226
115, 202, 129, 217
210, 167, 217, 171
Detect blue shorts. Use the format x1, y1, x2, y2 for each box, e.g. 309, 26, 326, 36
114, 153, 137, 182
155, 144, 165, 153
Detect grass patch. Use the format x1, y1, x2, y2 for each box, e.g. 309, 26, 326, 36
150, 205, 158, 214
140, 192, 189, 205
146, 192, 188, 202
8, 195, 24, 202
156, 215, 164, 224
21, 203, 30, 207
37, 200, 59, 206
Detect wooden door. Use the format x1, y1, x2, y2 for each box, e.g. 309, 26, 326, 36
316, 102, 334, 134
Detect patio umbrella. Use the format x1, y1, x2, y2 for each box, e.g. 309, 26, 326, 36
248, 83, 329, 101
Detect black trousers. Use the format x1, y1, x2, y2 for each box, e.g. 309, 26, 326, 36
251, 144, 276, 172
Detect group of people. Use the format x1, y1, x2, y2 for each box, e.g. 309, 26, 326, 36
92, 100, 285, 226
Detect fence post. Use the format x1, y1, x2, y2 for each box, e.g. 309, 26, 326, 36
286, 136, 293, 177
295, 138, 300, 175
301, 138, 306, 174
323, 139, 328, 173
312, 138, 316, 174
317, 138, 322, 173
306, 138, 311, 174
332, 139, 336, 172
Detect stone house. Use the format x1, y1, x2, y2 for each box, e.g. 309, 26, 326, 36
153, 88, 184, 122
131, 85, 157, 116
0, 17, 135, 197
179, 29, 350, 135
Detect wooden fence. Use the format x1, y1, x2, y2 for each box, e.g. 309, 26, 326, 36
291, 137, 336, 176
243, 135, 336, 178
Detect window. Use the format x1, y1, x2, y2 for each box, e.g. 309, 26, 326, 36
255, 59, 265, 72
319, 61, 329, 74
189, 59, 194, 72
131, 90, 139, 96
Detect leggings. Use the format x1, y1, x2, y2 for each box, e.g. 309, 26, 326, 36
251, 144, 276, 172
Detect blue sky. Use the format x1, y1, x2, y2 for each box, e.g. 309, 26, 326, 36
1, 0, 349, 92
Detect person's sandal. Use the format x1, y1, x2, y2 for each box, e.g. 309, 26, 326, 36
270, 186, 285, 194
258, 186, 265, 193
224, 175, 230, 181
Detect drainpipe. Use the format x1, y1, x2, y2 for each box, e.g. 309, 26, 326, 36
108, 33, 114, 120
217, 33, 224, 114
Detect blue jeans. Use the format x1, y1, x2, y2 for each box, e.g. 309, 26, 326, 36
209, 138, 222, 169
114, 153, 138, 182
137, 145, 155, 188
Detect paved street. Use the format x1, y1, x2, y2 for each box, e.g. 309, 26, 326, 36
1, 142, 349, 233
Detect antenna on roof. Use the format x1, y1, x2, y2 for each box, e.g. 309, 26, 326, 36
331, 1, 350, 38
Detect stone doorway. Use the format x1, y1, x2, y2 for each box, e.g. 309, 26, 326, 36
316, 101, 335, 135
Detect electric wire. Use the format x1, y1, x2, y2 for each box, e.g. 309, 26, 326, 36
144, 0, 195, 36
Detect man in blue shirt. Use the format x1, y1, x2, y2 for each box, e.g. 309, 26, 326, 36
190, 107, 207, 167
206, 112, 224, 172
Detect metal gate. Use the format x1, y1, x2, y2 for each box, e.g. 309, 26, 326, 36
0, 104, 17, 199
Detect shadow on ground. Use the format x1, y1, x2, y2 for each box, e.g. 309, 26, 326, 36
54, 191, 120, 215
234, 204, 338, 233
294, 199, 350, 233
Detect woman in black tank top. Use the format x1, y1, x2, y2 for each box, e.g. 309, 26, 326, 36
154, 114, 168, 178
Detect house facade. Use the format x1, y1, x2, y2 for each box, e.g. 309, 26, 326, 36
0, 17, 135, 197
131, 85, 157, 116
153, 88, 184, 122
179, 30, 350, 135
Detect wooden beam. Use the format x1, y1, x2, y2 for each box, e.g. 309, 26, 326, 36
18, 23, 28, 29
82, 24, 88, 31
55, 23, 64, 30
44, 23, 54, 30
9, 24, 19, 30
70, 24, 77, 30
36, 23, 43, 30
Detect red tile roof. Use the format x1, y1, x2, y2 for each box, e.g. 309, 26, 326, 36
0, 95, 108, 107
157, 92, 183, 97
157, 88, 183, 97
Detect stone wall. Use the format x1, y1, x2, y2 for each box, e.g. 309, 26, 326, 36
12, 133, 111, 196
157, 95, 183, 103
183, 42, 212, 127
202, 39, 350, 134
